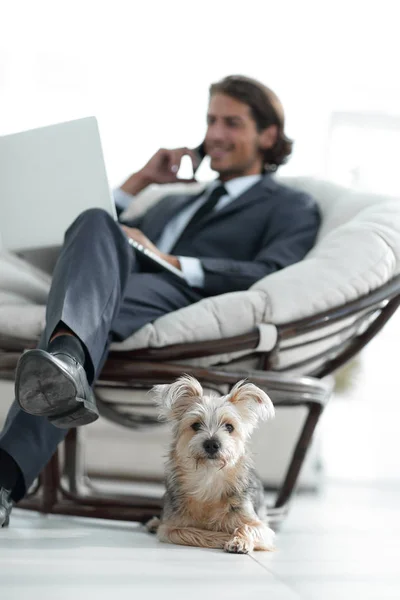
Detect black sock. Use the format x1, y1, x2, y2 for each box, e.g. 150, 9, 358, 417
47, 334, 86, 367
0, 449, 21, 492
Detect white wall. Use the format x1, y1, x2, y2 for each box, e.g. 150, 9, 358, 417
1, 0, 400, 190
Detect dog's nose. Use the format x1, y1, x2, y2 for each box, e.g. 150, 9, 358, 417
203, 438, 221, 456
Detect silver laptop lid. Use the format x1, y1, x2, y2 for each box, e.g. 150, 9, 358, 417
0, 116, 117, 252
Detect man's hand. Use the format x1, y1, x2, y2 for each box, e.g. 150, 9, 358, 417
140, 147, 201, 185
121, 226, 181, 270
120, 147, 200, 196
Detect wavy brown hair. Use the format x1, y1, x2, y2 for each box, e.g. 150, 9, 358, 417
209, 75, 293, 170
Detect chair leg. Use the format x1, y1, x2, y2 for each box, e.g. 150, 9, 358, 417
41, 452, 60, 512
17, 450, 60, 515
268, 401, 324, 524
63, 428, 88, 494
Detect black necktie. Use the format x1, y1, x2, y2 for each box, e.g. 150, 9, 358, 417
177, 184, 227, 244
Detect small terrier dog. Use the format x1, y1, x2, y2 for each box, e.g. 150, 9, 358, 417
146, 375, 276, 554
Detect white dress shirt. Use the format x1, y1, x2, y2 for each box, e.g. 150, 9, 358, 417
113, 174, 262, 288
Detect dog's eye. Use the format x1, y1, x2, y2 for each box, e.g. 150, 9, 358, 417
191, 422, 202, 432
225, 424, 234, 433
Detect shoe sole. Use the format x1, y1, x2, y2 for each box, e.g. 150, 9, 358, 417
16, 349, 99, 428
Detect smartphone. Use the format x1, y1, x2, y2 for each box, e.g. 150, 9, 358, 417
193, 142, 206, 175
177, 142, 207, 180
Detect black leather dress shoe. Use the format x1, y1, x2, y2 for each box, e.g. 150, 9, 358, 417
15, 349, 99, 428
0, 487, 12, 528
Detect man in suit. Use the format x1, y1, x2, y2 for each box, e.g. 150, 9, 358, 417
0, 75, 320, 526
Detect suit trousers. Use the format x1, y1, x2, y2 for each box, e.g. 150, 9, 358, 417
0, 208, 203, 501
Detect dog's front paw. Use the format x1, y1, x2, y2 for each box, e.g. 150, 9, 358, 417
145, 516, 161, 534
224, 536, 252, 554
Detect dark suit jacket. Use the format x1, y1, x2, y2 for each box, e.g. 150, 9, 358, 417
121, 174, 320, 297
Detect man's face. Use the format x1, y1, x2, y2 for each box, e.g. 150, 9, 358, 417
204, 93, 270, 181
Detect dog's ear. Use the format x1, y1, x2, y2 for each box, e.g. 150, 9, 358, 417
152, 375, 203, 421
228, 380, 275, 424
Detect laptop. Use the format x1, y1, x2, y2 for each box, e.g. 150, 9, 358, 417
0, 117, 185, 280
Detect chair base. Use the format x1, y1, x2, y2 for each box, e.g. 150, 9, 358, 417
16, 368, 331, 530
17, 449, 291, 528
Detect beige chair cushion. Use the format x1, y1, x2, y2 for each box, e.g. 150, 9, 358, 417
112, 176, 400, 369
0, 251, 50, 304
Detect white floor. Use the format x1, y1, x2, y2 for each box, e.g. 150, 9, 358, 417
2, 297, 400, 600
1, 479, 400, 600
